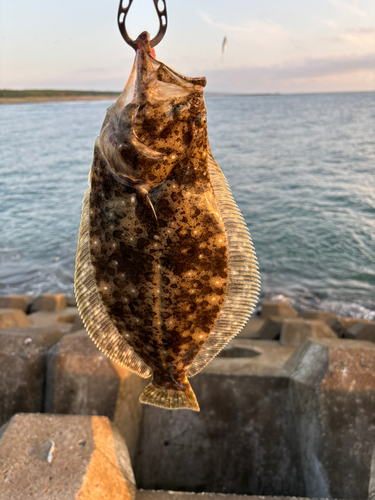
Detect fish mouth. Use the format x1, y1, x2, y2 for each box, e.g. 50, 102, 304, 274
134, 31, 207, 92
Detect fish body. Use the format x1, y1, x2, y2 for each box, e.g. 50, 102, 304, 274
75, 33, 260, 411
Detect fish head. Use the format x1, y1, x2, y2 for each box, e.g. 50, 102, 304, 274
100, 32, 208, 186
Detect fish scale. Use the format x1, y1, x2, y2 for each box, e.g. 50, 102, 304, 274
75, 32, 260, 411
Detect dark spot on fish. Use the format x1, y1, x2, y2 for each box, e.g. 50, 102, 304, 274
137, 238, 149, 250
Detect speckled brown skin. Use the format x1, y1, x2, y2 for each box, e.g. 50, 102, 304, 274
89, 33, 228, 396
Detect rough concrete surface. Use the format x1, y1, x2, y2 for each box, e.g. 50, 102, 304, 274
261, 302, 298, 319
0, 327, 62, 427
287, 338, 375, 500
45, 330, 146, 461
0, 413, 136, 500
280, 319, 337, 346
0, 308, 32, 328
135, 365, 304, 497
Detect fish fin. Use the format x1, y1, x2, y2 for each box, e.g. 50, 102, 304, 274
187, 152, 261, 377
74, 185, 152, 379
139, 382, 200, 411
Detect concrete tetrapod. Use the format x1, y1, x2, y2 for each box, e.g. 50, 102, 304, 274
0, 294, 34, 313
45, 330, 146, 461
0, 308, 32, 328
0, 413, 136, 500
280, 318, 337, 346
135, 342, 304, 497
0, 327, 62, 427
286, 338, 375, 500
30, 293, 67, 313
344, 322, 375, 343
261, 301, 298, 319
136, 490, 334, 500
369, 447, 375, 500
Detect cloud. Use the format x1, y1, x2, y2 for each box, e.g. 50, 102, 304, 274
327, 0, 367, 18
337, 27, 375, 47
204, 53, 375, 92
198, 10, 288, 40
346, 27, 375, 35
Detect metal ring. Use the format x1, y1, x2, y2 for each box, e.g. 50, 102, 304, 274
118, 0, 167, 50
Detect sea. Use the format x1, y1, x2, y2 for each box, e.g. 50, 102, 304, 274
0, 92, 374, 319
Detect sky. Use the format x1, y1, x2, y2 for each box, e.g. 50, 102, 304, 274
1, 0, 375, 94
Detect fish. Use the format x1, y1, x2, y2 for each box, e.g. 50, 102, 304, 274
75, 31, 260, 412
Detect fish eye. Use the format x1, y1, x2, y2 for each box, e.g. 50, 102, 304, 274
196, 115, 207, 127
174, 103, 183, 115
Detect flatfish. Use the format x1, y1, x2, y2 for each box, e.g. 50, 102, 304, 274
75, 32, 260, 411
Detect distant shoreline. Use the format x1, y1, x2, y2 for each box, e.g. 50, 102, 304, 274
1, 88, 372, 105
0, 95, 119, 105
0, 90, 120, 105
0, 89, 281, 105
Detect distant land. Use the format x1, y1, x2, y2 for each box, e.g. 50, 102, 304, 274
0, 89, 120, 104
0, 89, 280, 104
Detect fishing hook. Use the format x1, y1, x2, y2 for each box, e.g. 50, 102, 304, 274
118, 0, 167, 50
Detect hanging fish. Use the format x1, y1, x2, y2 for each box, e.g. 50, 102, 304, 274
75, 9, 260, 412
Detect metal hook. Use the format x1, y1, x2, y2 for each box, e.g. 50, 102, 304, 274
118, 0, 167, 50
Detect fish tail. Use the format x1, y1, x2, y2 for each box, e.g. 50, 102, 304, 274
139, 381, 200, 412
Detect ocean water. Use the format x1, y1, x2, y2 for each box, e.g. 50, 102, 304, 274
0, 92, 374, 318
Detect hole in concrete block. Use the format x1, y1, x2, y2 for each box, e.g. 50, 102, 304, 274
217, 346, 261, 358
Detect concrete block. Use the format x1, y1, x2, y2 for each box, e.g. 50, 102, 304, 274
236, 317, 264, 338
343, 322, 375, 343
302, 310, 336, 321
66, 295, 77, 307
256, 316, 284, 339
0, 294, 34, 312
30, 293, 67, 312
0, 308, 33, 329
0, 413, 136, 500
280, 318, 337, 346
136, 490, 332, 500
45, 331, 146, 461
71, 313, 85, 332
135, 355, 304, 497
29, 307, 79, 333
56, 312, 79, 323
0, 327, 62, 427
287, 338, 375, 500
369, 447, 375, 500
261, 301, 298, 319
327, 316, 371, 338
